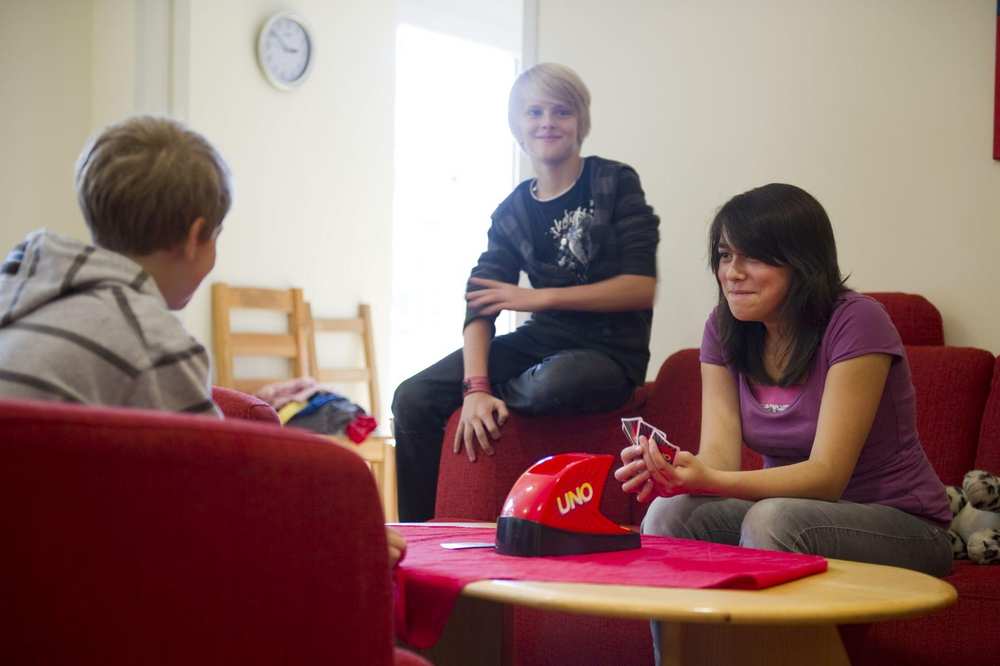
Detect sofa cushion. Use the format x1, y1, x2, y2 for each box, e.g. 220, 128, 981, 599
865, 292, 945, 345
510, 610, 652, 666
843, 561, 1000, 666
907, 346, 995, 485
644, 348, 702, 455
974, 355, 1000, 471
436, 391, 646, 523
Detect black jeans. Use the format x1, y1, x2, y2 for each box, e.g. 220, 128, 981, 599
391, 326, 634, 522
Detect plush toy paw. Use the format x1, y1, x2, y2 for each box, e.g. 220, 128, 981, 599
950, 471, 1000, 563
948, 529, 968, 559
964, 470, 1000, 512
947, 485, 967, 516
966, 528, 1000, 564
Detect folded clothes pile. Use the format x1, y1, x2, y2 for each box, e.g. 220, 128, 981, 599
255, 377, 377, 443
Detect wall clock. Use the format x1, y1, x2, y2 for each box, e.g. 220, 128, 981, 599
257, 12, 314, 91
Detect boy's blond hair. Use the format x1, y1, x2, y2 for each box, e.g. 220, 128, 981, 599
75, 115, 232, 256
507, 63, 592, 145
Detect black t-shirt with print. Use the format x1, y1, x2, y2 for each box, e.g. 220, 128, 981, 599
527, 158, 594, 282
466, 156, 659, 386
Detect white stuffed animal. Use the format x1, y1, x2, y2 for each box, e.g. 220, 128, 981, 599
947, 470, 1000, 564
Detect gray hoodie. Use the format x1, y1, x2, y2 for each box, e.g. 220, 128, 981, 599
0, 230, 219, 415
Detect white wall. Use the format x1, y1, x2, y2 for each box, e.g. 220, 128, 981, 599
2, 0, 998, 395
1, 0, 397, 404
176, 1, 396, 399
536, 0, 1000, 372
0, 1, 93, 248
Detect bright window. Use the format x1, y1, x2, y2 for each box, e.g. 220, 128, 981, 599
389, 23, 520, 392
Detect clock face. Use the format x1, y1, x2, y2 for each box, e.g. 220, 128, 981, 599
258, 14, 313, 90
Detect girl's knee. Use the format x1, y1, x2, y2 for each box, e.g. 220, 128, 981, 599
740, 498, 811, 552
641, 495, 701, 537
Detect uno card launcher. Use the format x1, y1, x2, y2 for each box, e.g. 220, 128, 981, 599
495, 453, 640, 557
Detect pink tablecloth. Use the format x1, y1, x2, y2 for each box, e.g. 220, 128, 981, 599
393, 525, 827, 648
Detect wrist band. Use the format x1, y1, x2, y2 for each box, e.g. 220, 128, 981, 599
462, 376, 492, 397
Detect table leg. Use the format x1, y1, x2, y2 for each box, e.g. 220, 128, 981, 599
658, 622, 850, 666
417, 595, 512, 666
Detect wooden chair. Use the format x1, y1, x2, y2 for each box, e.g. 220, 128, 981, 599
211, 283, 311, 394
211, 284, 396, 520
307, 303, 396, 522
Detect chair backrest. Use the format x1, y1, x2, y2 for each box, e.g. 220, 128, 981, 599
306, 303, 381, 424
864, 292, 944, 345
906, 345, 995, 484
974, 355, 1000, 471
211, 282, 311, 395
0, 397, 394, 665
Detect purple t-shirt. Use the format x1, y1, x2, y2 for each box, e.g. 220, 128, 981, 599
700, 291, 950, 525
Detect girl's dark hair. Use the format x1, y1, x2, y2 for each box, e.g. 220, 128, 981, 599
708, 183, 847, 386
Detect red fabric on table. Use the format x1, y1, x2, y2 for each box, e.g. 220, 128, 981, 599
393, 525, 827, 649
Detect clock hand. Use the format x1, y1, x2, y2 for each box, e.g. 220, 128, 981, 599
273, 33, 300, 54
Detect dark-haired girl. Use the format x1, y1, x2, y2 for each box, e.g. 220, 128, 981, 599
616, 183, 952, 580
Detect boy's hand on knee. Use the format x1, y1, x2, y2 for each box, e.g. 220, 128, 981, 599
454, 393, 509, 462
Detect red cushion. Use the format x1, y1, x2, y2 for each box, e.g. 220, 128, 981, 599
975, 356, 1000, 470
393, 647, 434, 666
644, 348, 702, 455
2, 398, 394, 665
844, 562, 1000, 666
435, 391, 645, 523
511, 610, 651, 666
907, 346, 995, 485
865, 292, 945, 345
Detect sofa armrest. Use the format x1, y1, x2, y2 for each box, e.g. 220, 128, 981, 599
2, 398, 393, 665
435, 391, 646, 523
212, 385, 280, 423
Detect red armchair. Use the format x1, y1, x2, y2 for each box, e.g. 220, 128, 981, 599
435, 292, 943, 526
2, 392, 429, 666
427, 292, 988, 665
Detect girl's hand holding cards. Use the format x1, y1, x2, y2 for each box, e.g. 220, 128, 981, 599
616, 417, 683, 502
618, 417, 720, 498
620, 416, 681, 464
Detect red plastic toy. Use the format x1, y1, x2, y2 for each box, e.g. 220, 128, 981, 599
495, 453, 640, 556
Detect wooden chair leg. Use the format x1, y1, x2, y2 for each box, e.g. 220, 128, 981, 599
370, 459, 385, 499
383, 440, 397, 522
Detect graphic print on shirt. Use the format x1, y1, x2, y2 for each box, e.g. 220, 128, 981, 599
549, 199, 595, 282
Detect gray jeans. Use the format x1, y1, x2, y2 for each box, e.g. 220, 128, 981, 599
641, 494, 953, 665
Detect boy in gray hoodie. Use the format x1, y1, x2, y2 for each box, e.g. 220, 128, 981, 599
0, 117, 412, 566
0, 116, 230, 414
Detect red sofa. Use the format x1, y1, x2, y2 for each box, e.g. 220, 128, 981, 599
2, 388, 429, 666
429, 293, 998, 665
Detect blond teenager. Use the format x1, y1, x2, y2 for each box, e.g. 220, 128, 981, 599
393, 64, 660, 521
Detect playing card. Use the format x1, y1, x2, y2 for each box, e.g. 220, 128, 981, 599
650, 428, 680, 464
637, 421, 656, 443
440, 542, 496, 550
620, 417, 642, 445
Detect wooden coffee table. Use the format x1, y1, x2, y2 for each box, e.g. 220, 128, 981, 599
415, 525, 957, 666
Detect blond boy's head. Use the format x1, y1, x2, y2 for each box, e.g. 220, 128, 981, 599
507, 63, 592, 146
